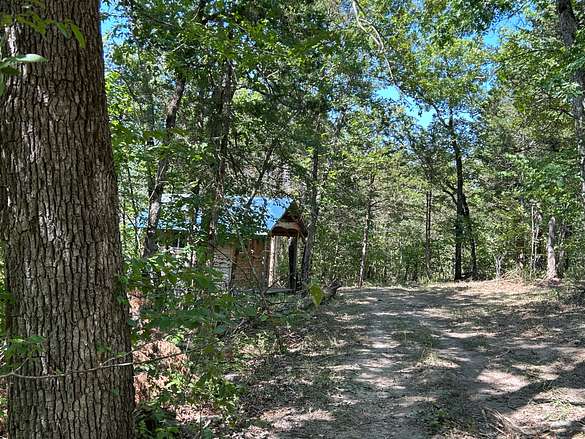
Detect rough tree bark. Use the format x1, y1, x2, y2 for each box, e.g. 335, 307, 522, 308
557, 0, 585, 208
142, 75, 187, 258
546, 216, 558, 281
358, 175, 375, 288
0, 1, 134, 437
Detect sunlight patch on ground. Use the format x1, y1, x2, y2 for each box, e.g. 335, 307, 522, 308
238, 281, 585, 438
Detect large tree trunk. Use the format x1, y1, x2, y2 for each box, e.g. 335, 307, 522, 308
142, 75, 187, 258
358, 175, 375, 288
546, 216, 558, 281
557, 0, 585, 207
450, 116, 464, 281
301, 144, 320, 287
0, 1, 135, 437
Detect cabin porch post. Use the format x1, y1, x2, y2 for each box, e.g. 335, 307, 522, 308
268, 235, 279, 287
288, 235, 298, 290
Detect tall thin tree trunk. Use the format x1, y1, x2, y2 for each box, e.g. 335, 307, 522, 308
288, 236, 299, 290
462, 192, 478, 279
332, 235, 340, 278
188, 181, 202, 267
0, 1, 134, 437
557, 0, 585, 208
142, 75, 187, 258
358, 175, 375, 288
547, 216, 558, 281
530, 205, 542, 275
425, 189, 433, 280
495, 255, 503, 280
557, 222, 569, 278
268, 235, 279, 286
450, 116, 464, 281
203, 62, 234, 264
244, 142, 277, 209
301, 144, 320, 287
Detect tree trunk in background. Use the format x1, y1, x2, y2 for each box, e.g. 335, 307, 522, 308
557, 222, 569, 278
301, 145, 320, 287
547, 216, 558, 281
0, 1, 135, 437
203, 62, 234, 264
268, 236, 279, 286
244, 142, 277, 209
288, 236, 299, 290
425, 190, 433, 279
495, 255, 503, 280
142, 75, 187, 258
450, 116, 464, 281
530, 205, 542, 275
188, 181, 202, 267
358, 176, 375, 288
332, 236, 340, 279
462, 193, 478, 279
557, 0, 585, 208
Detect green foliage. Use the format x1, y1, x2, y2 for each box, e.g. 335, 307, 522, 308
135, 404, 181, 439
3, 335, 44, 368
124, 249, 283, 425
308, 282, 324, 307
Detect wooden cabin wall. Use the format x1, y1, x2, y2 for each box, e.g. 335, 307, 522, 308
230, 238, 269, 289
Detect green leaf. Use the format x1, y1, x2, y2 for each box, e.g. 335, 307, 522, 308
309, 283, 324, 308
27, 335, 45, 345
15, 54, 47, 63
55, 22, 71, 39
0, 13, 12, 27
69, 23, 86, 49
1, 66, 19, 76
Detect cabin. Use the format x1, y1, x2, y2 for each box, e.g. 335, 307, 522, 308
138, 196, 307, 292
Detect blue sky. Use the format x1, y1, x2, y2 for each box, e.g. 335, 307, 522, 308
100, 1, 121, 42
378, 86, 435, 127
375, 15, 525, 128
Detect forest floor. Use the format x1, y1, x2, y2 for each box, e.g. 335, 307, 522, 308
232, 281, 585, 438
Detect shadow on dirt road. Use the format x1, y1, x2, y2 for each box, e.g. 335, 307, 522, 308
239, 281, 585, 439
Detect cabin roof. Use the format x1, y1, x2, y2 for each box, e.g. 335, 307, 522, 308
136, 195, 306, 237
249, 197, 294, 232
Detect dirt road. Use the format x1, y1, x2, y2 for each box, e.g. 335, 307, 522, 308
238, 282, 585, 438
